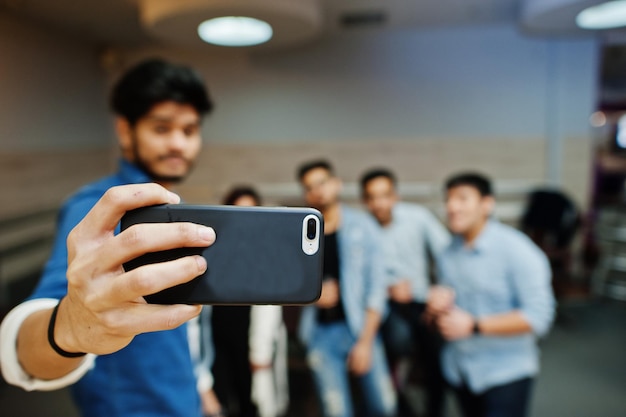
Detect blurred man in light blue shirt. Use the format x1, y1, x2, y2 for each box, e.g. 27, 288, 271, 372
361, 168, 450, 417
427, 172, 555, 417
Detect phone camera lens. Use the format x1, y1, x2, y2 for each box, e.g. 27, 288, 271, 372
306, 218, 317, 240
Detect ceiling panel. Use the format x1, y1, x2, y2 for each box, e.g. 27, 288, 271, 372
0, 0, 521, 47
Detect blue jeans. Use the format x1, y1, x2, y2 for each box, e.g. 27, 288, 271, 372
306, 321, 397, 417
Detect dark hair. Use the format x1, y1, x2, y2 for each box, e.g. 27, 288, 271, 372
445, 172, 493, 197
222, 186, 262, 206
360, 168, 397, 193
110, 58, 213, 125
296, 159, 335, 181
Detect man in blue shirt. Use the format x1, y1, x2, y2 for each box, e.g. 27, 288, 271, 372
360, 168, 449, 417
297, 160, 396, 417
426, 172, 555, 417
0, 59, 224, 416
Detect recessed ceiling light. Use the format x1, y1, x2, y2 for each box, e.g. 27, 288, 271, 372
197, 16, 273, 47
576, 1, 626, 30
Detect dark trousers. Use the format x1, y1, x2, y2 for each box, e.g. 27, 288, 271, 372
211, 305, 259, 417
453, 377, 533, 417
381, 301, 446, 417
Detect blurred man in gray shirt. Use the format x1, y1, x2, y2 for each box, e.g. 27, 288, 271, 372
360, 168, 450, 417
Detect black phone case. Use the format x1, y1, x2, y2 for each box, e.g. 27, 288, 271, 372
120, 204, 324, 305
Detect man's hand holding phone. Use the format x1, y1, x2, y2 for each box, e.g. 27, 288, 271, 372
62, 183, 215, 354
22, 183, 214, 368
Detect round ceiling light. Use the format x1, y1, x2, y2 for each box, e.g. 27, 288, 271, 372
576, 1, 626, 30
197, 16, 273, 47
140, 0, 322, 50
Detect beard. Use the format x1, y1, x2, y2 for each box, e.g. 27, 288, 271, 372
374, 209, 392, 225
131, 135, 195, 184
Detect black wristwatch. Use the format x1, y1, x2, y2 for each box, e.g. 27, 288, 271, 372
472, 318, 481, 335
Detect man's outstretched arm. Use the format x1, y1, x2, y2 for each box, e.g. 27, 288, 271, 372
4, 183, 215, 383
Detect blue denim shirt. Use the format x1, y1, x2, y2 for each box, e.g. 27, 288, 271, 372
380, 202, 450, 302
299, 205, 388, 345
30, 159, 202, 417
437, 220, 555, 394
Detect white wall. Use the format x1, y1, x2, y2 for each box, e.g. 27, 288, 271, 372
0, 11, 116, 217
0, 11, 112, 151
0, 16, 600, 214
119, 24, 598, 144
0, 16, 598, 153
115, 24, 599, 206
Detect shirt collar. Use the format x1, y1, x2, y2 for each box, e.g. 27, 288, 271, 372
381, 202, 404, 230
472, 220, 497, 252
451, 219, 497, 253
118, 158, 152, 185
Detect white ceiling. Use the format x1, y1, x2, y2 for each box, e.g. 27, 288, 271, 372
0, 0, 621, 49
0, 0, 520, 46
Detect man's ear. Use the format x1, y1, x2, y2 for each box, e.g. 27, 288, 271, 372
392, 189, 400, 204
334, 177, 343, 194
482, 195, 496, 217
115, 117, 132, 152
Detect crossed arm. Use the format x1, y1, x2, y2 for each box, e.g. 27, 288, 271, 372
426, 246, 554, 342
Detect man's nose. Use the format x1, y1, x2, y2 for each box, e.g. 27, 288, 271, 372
168, 130, 187, 150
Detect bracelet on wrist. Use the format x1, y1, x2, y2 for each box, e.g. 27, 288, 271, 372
47, 299, 87, 358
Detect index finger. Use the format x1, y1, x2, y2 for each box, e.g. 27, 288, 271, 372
78, 183, 180, 238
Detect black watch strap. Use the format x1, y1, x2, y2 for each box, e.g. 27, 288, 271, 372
472, 318, 481, 335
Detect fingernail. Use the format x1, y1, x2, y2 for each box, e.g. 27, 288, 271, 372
181, 304, 202, 316
167, 191, 180, 204
199, 226, 216, 242
196, 255, 207, 271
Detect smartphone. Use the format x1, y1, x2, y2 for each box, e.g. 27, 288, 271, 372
120, 204, 324, 305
